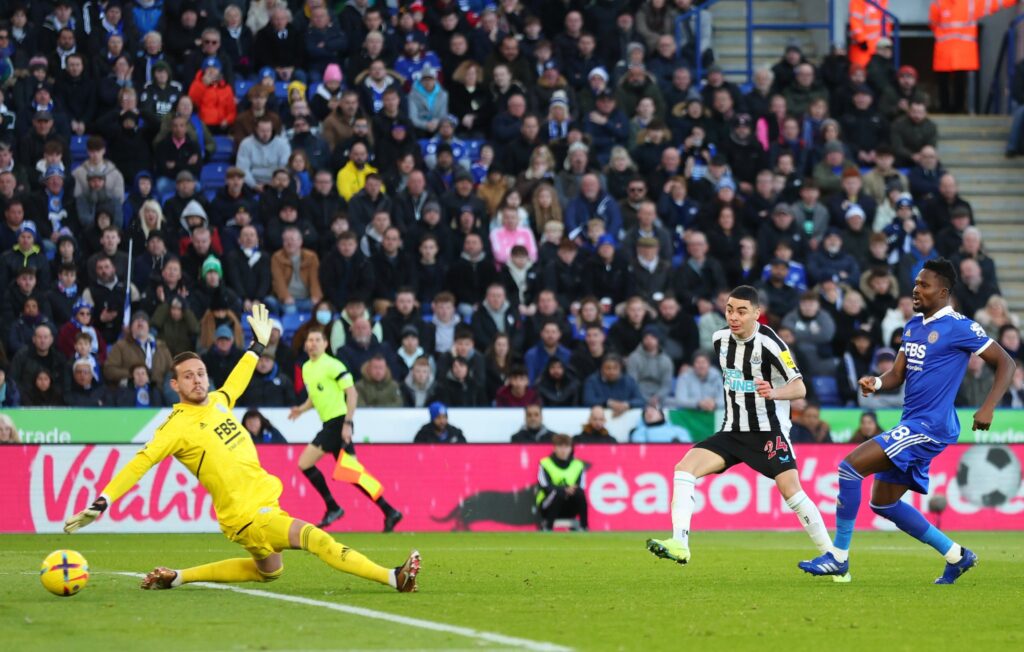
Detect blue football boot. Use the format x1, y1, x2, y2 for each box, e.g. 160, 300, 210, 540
798, 551, 849, 577
934, 548, 978, 585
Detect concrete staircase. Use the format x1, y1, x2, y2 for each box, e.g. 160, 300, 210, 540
932, 114, 1024, 313
710, 0, 818, 83
702, 3, 1024, 311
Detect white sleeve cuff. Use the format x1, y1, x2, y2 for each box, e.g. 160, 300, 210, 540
975, 339, 994, 356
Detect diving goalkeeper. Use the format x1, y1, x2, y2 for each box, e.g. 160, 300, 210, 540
64, 303, 420, 593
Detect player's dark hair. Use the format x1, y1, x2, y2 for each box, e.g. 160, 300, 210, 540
728, 285, 760, 307
923, 258, 957, 290
305, 327, 327, 341
171, 352, 201, 379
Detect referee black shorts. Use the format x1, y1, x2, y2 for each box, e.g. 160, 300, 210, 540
311, 416, 356, 457
695, 430, 797, 479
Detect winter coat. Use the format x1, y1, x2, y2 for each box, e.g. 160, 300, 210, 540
408, 81, 450, 132
270, 248, 322, 303
626, 345, 674, 402
414, 422, 467, 443
189, 73, 237, 127
237, 135, 291, 188
104, 337, 175, 385
356, 375, 406, 407
582, 371, 645, 409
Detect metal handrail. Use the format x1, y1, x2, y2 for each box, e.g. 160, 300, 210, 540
865, 0, 901, 70
676, 0, 835, 85
1005, 13, 1024, 112
675, 0, 726, 86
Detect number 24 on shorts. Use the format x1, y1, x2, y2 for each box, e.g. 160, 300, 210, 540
763, 436, 789, 460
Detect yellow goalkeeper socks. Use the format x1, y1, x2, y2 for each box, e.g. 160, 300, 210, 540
179, 558, 265, 584
300, 523, 391, 586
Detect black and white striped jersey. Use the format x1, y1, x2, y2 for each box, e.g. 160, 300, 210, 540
712, 324, 802, 433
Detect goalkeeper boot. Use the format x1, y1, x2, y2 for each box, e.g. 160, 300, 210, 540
934, 548, 978, 585
317, 506, 345, 529
395, 550, 421, 593
646, 538, 690, 565
140, 567, 178, 590
798, 551, 849, 577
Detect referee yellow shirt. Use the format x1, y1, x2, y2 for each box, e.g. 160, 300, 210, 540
302, 353, 354, 422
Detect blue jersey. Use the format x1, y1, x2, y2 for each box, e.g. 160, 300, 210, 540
899, 306, 993, 444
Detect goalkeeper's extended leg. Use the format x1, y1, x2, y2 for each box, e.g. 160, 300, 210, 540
141, 558, 282, 589
291, 519, 419, 592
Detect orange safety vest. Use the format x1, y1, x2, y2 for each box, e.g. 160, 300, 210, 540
849, 0, 888, 68
930, 0, 1017, 72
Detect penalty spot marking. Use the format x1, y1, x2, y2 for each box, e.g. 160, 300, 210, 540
112, 572, 571, 652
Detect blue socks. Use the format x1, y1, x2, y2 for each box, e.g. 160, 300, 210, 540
834, 460, 863, 555
871, 500, 959, 560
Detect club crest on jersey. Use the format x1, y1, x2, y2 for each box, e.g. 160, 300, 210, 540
905, 329, 911, 337
751, 354, 762, 365
928, 331, 939, 343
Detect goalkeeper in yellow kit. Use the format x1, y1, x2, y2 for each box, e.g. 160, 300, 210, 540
64, 304, 420, 593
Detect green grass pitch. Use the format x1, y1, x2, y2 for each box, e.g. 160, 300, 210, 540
3, 531, 1023, 651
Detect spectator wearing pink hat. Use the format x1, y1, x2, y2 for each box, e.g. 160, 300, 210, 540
311, 64, 344, 122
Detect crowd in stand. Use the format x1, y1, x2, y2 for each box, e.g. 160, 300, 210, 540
0, 0, 1022, 421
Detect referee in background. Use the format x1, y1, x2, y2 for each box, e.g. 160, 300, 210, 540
289, 328, 403, 532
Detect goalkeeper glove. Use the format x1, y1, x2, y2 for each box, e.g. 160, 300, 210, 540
64, 496, 108, 534
246, 302, 273, 354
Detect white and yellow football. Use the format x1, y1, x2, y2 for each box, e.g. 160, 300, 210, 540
40, 549, 90, 597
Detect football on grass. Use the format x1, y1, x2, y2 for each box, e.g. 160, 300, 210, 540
956, 445, 1022, 508
40, 549, 90, 597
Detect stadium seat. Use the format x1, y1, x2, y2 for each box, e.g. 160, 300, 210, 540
418, 138, 430, 157
280, 311, 309, 344
211, 136, 234, 163
200, 163, 229, 190
70, 135, 88, 163
274, 81, 288, 99
811, 376, 841, 407
233, 79, 254, 99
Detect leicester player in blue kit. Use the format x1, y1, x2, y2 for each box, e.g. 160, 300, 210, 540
799, 260, 1014, 584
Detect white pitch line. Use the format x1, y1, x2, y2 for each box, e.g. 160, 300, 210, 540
112, 572, 571, 652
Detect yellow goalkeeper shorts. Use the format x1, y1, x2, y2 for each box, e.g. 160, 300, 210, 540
222, 506, 295, 560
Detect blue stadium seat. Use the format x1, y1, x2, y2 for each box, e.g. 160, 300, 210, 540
280, 311, 309, 344
203, 189, 217, 202
811, 376, 841, 407
70, 135, 88, 162
274, 81, 288, 99
200, 163, 229, 190
418, 138, 430, 156
211, 136, 234, 163
234, 79, 254, 99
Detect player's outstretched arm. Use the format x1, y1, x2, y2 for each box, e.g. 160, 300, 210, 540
973, 342, 1016, 430
219, 303, 273, 407
859, 350, 908, 396
64, 453, 158, 533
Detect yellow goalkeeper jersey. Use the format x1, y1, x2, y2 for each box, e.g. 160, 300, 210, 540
99, 352, 283, 533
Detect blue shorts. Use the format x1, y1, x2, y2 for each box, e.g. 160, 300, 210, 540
872, 424, 947, 494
